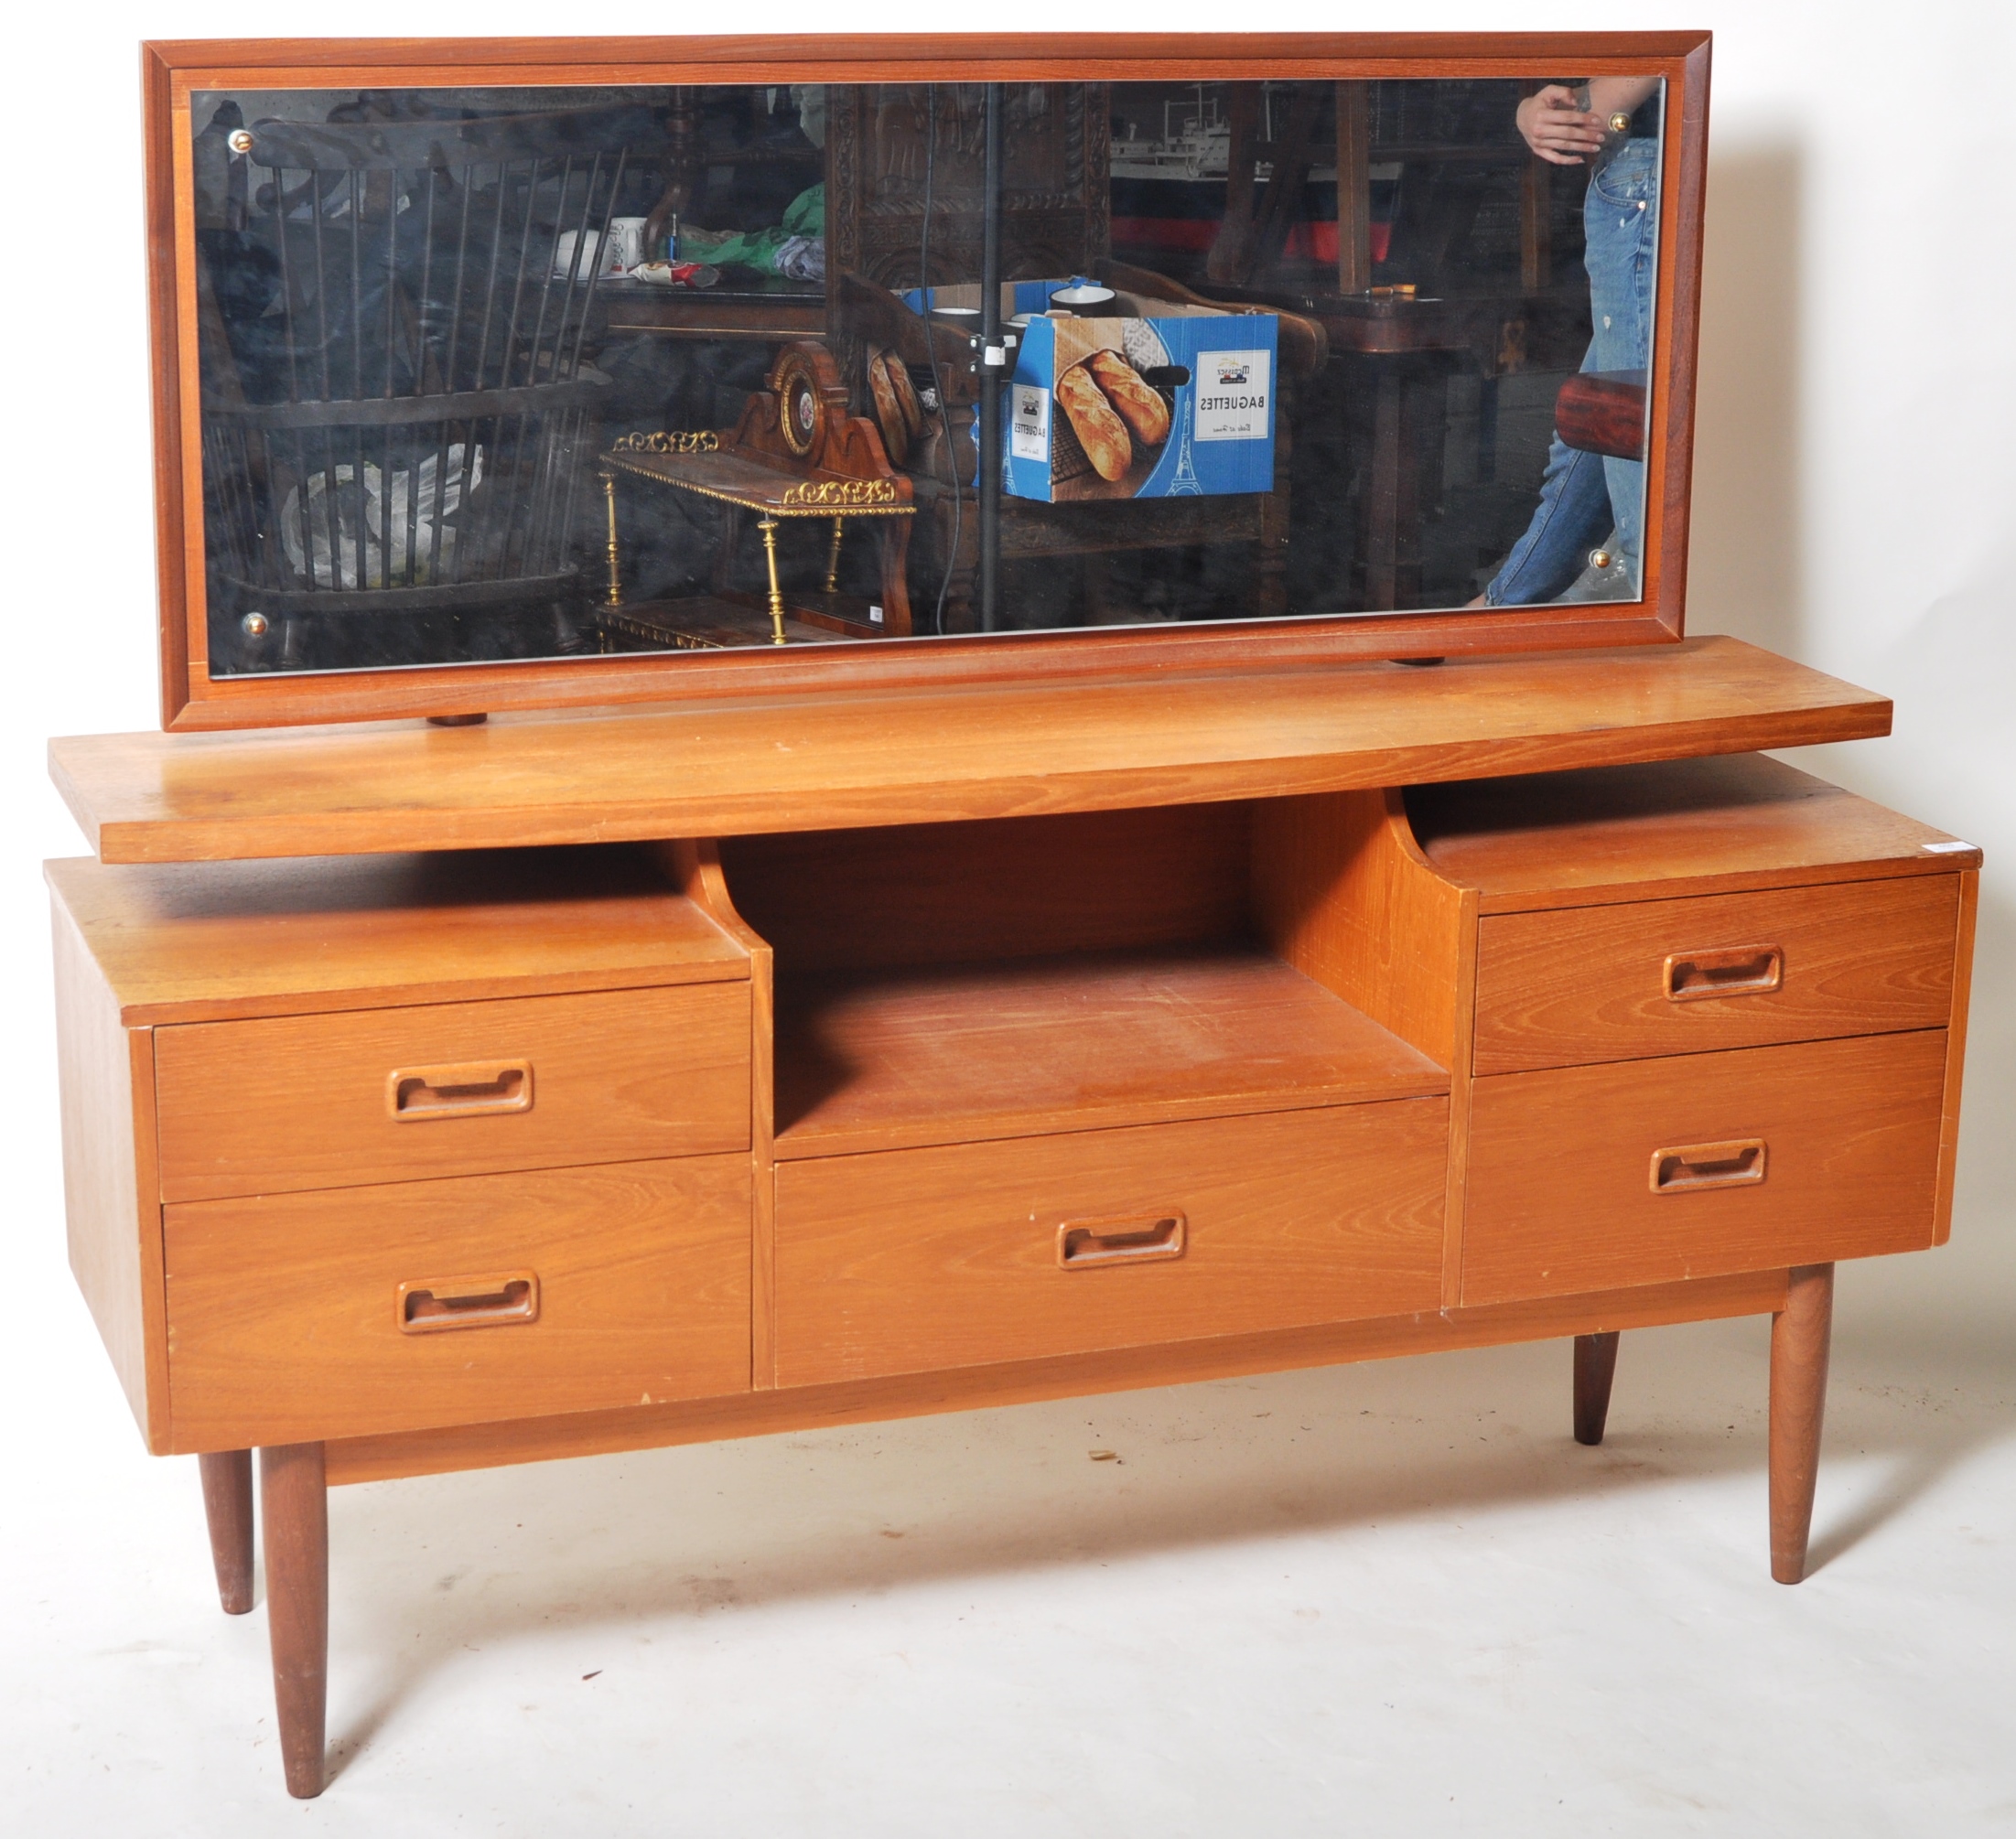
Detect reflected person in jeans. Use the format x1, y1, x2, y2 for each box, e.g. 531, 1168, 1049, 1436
1473, 78, 1662, 607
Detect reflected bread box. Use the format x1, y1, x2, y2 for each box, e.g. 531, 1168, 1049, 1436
901, 279, 1278, 502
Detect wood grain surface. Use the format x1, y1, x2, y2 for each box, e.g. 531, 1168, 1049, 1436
260, 1442, 328, 1798
1252, 787, 1470, 1070
1408, 753, 1972, 912
1769, 1264, 1833, 1585
773, 1100, 1448, 1385
775, 948, 1447, 1157
723, 803, 1250, 975
50, 892, 167, 1449
665, 839, 782, 1389
45, 846, 749, 1027
53, 640, 1888, 864
156, 982, 749, 1203
199, 1449, 255, 1613
1934, 868, 1980, 1246
323, 1267, 1789, 1486
1251, 787, 1482, 1305
1472, 875, 1959, 1074
1462, 1031, 1948, 1305
166, 1156, 751, 1449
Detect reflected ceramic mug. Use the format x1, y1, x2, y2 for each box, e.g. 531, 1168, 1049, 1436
1050, 284, 1119, 317
553, 218, 648, 280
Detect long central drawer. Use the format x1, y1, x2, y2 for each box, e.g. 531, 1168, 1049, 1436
773, 1100, 1449, 1387
156, 982, 751, 1202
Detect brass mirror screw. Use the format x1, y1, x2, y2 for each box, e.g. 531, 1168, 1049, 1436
241, 611, 269, 638
227, 128, 254, 156
1590, 549, 1613, 571
1609, 113, 1633, 134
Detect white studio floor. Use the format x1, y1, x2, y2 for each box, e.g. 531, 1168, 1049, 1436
5, 1254, 2014, 1838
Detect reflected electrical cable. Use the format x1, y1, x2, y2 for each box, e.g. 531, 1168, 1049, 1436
920, 82, 961, 636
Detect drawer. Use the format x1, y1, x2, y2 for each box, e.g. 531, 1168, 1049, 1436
1472, 876, 1957, 1075
1461, 1030, 1947, 1305
156, 982, 749, 1202
164, 1156, 751, 1448
773, 1100, 1448, 1387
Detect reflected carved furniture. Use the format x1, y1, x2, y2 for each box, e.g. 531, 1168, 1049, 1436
1557, 367, 1650, 461
49, 639, 1977, 1795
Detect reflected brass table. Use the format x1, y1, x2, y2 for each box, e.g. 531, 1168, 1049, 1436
599, 434, 916, 647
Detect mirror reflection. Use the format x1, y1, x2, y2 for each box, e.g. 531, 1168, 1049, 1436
189, 76, 1663, 675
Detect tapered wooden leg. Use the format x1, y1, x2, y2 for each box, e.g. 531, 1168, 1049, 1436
260, 1443, 329, 1798
1769, 1264, 1834, 1584
198, 1450, 254, 1614
1573, 1332, 1621, 1446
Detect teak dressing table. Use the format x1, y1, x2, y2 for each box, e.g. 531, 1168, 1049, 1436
49, 35, 1977, 1799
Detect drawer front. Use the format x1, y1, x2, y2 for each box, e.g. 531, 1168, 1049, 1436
773, 1100, 1448, 1388
1461, 1030, 1946, 1306
156, 982, 749, 1202
165, 1156, 750, 1448
1472, 876, 1957, 1075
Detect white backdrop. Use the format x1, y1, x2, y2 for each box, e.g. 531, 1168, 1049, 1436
1, 6, 2011, 1828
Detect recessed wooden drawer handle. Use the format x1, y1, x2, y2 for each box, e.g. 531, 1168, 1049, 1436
1649, 1139, 1768, 1194
1663, 945, 1784, 1002
396, 1271, 540, 1333
1056, 1211, 1187, 1269
386, 1059, 533, 1120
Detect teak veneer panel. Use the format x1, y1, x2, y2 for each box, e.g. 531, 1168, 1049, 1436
773, 1101, 1449, 1386
156, 982, 751, 1203
1462, 1030, 1948, 1305
51, 898, 168, 1449
774, 949, 1446, 1157
53, 640, 1888, 864
164, 1156, 752, 1450
323, 1268, 1789, 1487
44, 847, 749, 1026
723, 804, 1252, 975
1409, 753, 1974, 912
1472, 876, 1960, 1074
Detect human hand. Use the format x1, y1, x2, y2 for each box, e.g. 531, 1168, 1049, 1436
1516, 85, 1608, 166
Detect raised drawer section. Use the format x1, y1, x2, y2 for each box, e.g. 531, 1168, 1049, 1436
1461, 1030, 1947, 1305
164, 1156, 751, 1448
773, 1100, 1448, 1388
1472, 876, 1957, 1074
156, 983, 749, 1202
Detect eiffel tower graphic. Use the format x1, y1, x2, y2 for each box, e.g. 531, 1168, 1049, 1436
1168, 408, 1204, 495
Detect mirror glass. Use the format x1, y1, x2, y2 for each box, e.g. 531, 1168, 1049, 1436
189, 75, 1664, 675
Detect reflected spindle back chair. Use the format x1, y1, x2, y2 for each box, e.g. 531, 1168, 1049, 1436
199, 105, 660, 670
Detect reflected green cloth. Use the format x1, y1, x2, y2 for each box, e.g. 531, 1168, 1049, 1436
681, 185, 824, 274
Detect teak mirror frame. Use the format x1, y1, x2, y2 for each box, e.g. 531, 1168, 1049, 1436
145, 31, 1713, 731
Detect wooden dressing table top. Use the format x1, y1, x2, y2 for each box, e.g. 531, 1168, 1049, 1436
51, 637, 1889, 865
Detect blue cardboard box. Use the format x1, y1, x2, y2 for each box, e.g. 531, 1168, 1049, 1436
900, 278, 1278, 501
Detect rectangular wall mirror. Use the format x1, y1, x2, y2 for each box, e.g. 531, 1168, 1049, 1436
149, 36, 1709, 726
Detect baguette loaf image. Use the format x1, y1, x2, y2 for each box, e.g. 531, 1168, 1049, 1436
866, 350, 910, 468
887, 352, 924, 437
1055, 361, 1133, 481
1086, 348, 1170, 447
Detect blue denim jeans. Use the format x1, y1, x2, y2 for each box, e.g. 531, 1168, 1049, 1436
1484, 138, 1659, 606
